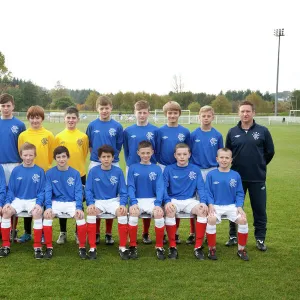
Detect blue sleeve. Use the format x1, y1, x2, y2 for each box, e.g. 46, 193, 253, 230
264, 128, 275, 165
75, 173, 83, 210
127, 167, 137, 206
196, 170, 206, 204
116, 124, 124, 155
0, 167, 6, 207
123, 130, 129, 163
154, 170, 164, 207
118, 171, 128, 206
6, 172, 16, 205
155, 130, 161, 163
85, 170, 95, 206
235, 174, 245, 207
86, 124, 93, 148
218, 133, 224, 149
45, 173, 53, 209
36, 171, 45, 207
205, 174, 214, 205
185, 129, 191, 146
163, 168, 171, 204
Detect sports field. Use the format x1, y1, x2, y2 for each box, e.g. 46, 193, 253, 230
1, 121, 299, 300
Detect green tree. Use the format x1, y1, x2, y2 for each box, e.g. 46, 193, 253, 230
51, 81, 69, 100
6, 87, 23, 111
0, 51, 8, 77
84, 91, 99, 111
211, 95, 231, 114
52, 97, 75, 110
245, 93, 266, 113
187, 102, 200, 112
291, 90, 300, 111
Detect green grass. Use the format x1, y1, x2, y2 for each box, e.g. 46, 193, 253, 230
0, 121, 299, 299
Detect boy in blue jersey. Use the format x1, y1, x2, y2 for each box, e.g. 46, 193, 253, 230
0, 143, 45, 259
86, 96, 123, 246
43, 146, 87, 259
188, 106, 223, 244
156, 101, 190, 244
128, 141, 165, 260
205, 148, 249, 261
0, 165, 7, 226
164, 143, 208, 260
85, 145, 129, 260
123, 100, 158, 244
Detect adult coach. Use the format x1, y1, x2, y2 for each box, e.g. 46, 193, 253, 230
225, 100, 275, 251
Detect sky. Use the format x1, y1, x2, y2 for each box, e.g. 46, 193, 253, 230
1, 0, 299, 95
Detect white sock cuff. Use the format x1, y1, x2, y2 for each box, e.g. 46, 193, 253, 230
165, 217, 176, 226
118, 216, 128, 225
129, 216, 138, 226
43, 219, 53, 226
155, 218, 165, 228
1, 218, 11, 228
238, 224, 248, 234
197, 216, 207, 224
206, 224, 216, 234
76, 219, 86, 226
87, 215, 96, 224
33, 218, 43, 230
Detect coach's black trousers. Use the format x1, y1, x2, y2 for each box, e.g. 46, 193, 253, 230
229, 181, 267, 241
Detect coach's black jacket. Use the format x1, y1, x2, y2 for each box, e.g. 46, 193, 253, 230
225, 120, 275, 182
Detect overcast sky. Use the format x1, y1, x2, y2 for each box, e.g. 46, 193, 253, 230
2, 0, 299, 95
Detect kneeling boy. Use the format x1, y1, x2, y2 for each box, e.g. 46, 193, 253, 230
205, 148, 249, 261
128, 141, 165, 260
43, 146, 87, 259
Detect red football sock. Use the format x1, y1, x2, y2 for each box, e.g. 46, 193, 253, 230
105, 219, 113, 234
155, 226, 165, 248
128, 224, 138, 247
118, 223, 128, 248
176, 218, 180, 229
166, 224, 177, 248
206, 233, 216, 248
43, 225, 53, 248
77, 223, 87, 248
189, 218, 195, 234
1, 227, 11, 248
87, 222, 96, 249
195, 221, 207, 249
33, 229, 42, 248
143, 218, 151, 235
96, 218, 100, 234
238, 232, 248, 247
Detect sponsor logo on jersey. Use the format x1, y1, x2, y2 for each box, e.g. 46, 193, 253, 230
67, 177, 75, 186
162, 136, 168, 140
17, 177, 22, 180
11, 125, 19, 134
41, 138, 48, 146
134, 173, 139, 177
52, 180, 58, 183
188, 171, 196, 180
229, 179, 237, 188
210, 137, 217, 146
195, 139, 200, 143
110, 176, 118, 185
77, 138, 83, 146
234, 135, 240, 138
213, 181, 219, 184
146, 132, 154, 140
109, 128, 117, 137
173, 175, 179, 179
32, 174, 40, 183
94, 178, 100, 182
252, 132, 260, 140
261, 186, 266, 190
93, 130, 100, 133
149, 172, 157, 181
178, 133, 185, 142
131, 135, 136, 138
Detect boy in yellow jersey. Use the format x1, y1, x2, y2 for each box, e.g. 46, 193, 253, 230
17, 105, 55, 243
54, 107, 88, 244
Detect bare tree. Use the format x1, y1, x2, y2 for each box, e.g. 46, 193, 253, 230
172, 74, 184, 94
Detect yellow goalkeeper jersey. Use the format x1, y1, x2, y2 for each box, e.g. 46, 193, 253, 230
55, 128, 89, 177
18, 127, 55, 171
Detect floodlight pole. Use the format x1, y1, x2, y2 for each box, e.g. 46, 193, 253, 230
274, 28, 284, 116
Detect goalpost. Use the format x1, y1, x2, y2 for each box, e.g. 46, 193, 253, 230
150, 109, 191, 124
289, 110, 300, 117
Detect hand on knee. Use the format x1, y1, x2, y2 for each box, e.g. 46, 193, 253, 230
153, 206, 164, 219
129, 205, 140, 217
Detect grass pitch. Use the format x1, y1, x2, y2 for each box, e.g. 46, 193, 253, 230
0, 121, 299, 299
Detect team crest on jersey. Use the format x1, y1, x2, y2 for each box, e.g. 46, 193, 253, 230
11, 125, 19, 134
131, 135, 136, 138
94, 178, 100, 182
41, 138, 48, 146
162, 136, 168, 140
32, 174, 40, 183
109, 128, 117, 137
93, 130, 100, 133
52, 180, 58, 183
188, 171, 196, 180
149, 172, 157, 181
178, 133, 185, 142
210, 137, 217, 146
17, 177, 22, 180
252, 132, 260, 140
229, 179, 237, 188
134, 173, 139, 177
146, 132, 154, 140
110, 176, 118, 185
67, 177, 75, 186
195, 139, 200, 143
77, 139, 83, 146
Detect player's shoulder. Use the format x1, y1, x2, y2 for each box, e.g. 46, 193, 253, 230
11, 116, 25, 127
110, 118, 123, 128
124, 124, 137, 132
229, 169, 241, 178
211, 127, 222, 136
42, 127, 55, 138
253, 121, 269, 132
147, 123, 158, 130
188, 163, 201, 173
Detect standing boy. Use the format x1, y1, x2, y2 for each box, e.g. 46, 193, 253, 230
17, 105, 55, 243
43, 146, 87, 259
127, 141, 165, 260
0, 165, 6, 226
54, 107, 88, 245
123, 100, 158, 244
85, 145, 129, 260
0, 143, 45, 259
205, 148, 249, 261
86, 96, 123, 245
188, 106, 223, 244
163, 143, 207, 260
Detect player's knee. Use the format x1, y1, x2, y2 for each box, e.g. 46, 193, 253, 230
153, 208, 164, 219
236, 217, 247, 225
129, 207, 139, 217
207, 215, 216, 225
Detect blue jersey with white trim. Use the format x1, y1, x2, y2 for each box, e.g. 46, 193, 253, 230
45, 166, 83, 210
205, 169, 244, 207
85, 165, 127, 206
0, 165, 6, 207
190, 127, 223, 169
6, 164, 45, 206
0, 117, 26, 163
123, 123, 158, 166
86, 118, 123, 163
127, 163, 164, 206
163, 163, 206, 204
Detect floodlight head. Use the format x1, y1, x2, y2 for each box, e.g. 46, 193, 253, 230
274, 28, 285, 37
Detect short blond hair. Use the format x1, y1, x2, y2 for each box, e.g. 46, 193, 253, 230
134, 100, 150, 111
20, 142, 37, 156
96, 96, 112, 108
162, 101, 181, 116
199, 105, 214, 115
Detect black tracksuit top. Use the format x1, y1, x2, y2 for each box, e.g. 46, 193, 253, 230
225, 120, 275, 182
